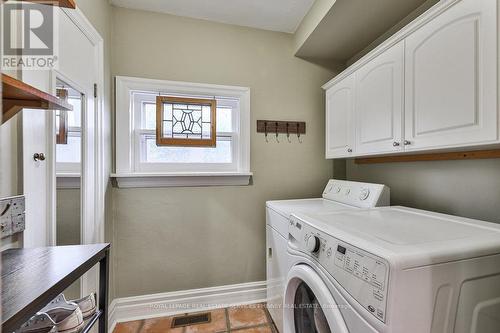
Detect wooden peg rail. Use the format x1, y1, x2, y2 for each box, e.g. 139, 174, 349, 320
256, 120, 306, 135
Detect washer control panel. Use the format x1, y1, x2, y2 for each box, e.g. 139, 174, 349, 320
322, 180, 389, 209
289, 216, 389, 323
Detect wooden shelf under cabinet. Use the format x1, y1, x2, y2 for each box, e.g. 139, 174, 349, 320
354, 149, 500, 164
1, 0, 76, 9
2, 74, 73, 124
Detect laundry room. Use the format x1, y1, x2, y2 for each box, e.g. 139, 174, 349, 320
1, 0, 500, 333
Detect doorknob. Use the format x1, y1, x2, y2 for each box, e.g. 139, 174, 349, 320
404, 140, 411, 146
33, 153, 46, 161
393, 142, 400, 147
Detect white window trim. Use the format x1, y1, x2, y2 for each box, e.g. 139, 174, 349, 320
113, 76, 252, 188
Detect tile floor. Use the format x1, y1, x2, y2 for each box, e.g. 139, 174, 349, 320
113, 303, 278, 333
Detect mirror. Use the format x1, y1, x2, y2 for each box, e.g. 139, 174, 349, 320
55, 79, 83, 299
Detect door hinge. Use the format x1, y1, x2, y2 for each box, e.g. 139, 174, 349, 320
94, 83, 97, 98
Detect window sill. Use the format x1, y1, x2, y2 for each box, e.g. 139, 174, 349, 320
56, 173, 81, 189
110, 172, 253, 188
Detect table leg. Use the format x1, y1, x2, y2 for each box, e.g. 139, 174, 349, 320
99, 250, 109, 333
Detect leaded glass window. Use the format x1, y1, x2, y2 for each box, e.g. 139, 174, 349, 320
156, 96, 217, 147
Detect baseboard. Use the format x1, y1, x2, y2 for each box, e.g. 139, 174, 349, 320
108, 280, 268, 332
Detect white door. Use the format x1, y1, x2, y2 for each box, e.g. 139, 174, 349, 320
21, 72, 52, 247
355, 41, 404, 155
404, 0, 497, 151
325, 74, 355, 158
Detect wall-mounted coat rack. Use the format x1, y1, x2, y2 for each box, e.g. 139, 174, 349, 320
257, 120, 306, 143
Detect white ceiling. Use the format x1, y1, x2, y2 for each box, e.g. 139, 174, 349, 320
110, 0, 315, 33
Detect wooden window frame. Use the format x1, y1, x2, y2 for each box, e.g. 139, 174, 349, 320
56, 89, 69, 144
156, 96, 217, 147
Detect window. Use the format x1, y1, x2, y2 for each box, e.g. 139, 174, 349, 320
114, 76, 251, 187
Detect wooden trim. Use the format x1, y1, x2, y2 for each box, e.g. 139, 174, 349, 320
2, 74, 73, 124
1, 0, 76, 9
156, 96, 217, 147
355, 149, 500, 164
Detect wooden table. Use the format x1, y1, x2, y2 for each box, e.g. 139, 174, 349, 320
2, 244, 110, 333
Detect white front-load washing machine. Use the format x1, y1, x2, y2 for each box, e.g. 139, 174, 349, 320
266, 180, 390, 332
285, 206, 500, 333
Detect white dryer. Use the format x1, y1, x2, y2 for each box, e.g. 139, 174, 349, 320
285, 206, 500, 333
266, 180, 390, 332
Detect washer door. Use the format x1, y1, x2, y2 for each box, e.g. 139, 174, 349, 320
284, 265, 349, 333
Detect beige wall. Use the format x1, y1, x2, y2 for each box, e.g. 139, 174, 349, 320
56, 187, 81, 299
56, 188, 81, 245
347, 159, 500, 224
110, 7, 336, 298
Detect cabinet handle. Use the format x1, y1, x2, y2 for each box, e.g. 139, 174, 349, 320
393, 142, 400, 147
347, 148, 353, 153
404, 140, 411, 146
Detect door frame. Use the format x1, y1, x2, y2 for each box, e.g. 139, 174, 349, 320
47, 7, 105, 295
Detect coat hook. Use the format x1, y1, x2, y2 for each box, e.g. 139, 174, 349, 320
297, 123, 302, 143
275, 122, 279, 143
286, 122, 291, 143
264, 122, 269, 143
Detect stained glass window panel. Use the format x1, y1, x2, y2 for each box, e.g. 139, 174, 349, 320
156, 96, 216, 147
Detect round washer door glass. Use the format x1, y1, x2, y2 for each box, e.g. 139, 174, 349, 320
294, 281, 331, 333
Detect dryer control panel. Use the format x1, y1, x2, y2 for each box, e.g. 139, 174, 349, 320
322, 179, 390, 209
289, 216, 389, 323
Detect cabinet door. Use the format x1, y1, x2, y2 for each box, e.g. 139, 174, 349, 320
326, 74, 355, 158
404, 0, 497, 151
355, 41, 404, 155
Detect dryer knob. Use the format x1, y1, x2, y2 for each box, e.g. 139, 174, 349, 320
306, 236, 321, 253
360, 188, 370, 201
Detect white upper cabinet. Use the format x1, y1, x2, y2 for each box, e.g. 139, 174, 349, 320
325, 74, 355, 158
323, 0, 499, 159
355, 41, 404, 155
404, 0, 497, 151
